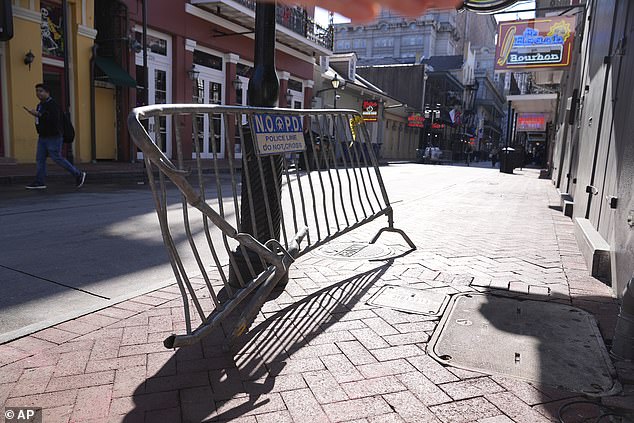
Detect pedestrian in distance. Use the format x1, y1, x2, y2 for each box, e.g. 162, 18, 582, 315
490, 147, 499, 168
23, 83, 86, 190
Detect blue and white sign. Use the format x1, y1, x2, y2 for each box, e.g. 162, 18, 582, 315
253, 114, 306, 156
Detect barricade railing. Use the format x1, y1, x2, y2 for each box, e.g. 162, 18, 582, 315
128, 104, 415, 349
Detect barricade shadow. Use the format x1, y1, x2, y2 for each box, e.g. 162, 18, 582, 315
123, 262, 392, 422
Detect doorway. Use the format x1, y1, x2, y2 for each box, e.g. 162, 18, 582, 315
192, 70, 225, 159
135, 29, 172, 159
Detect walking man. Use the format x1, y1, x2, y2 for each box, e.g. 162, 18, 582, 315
23, 83, 86, 190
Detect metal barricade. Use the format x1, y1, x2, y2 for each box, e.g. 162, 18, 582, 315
128, 104, 415, 349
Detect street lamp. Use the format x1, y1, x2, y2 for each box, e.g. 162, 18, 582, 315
331, 74, 342, 108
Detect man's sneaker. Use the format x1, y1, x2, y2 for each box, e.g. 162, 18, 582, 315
76, 172, 86, 188
25, 182, 47, 190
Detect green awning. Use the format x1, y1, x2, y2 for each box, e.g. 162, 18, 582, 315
94, 56, 136, 88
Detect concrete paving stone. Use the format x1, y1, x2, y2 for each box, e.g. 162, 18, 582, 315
429, 397, 501, 423
397, 371, 452, 406
0, 345, 30, 366
53, 349, 91, 376
321, 354, 365, 383
350, 328, 391, 350
371, 345, 424, 362
128, 295, 171, 306
41, 403, 74, 423
118, 342, 166, 357
336, 340, 378, 366
147, 330, 176, 344
145, 369, 210, 394
341, 375, 407, 399
45, 369, 115, 393
97, 306, 139, 321
268, 357, 326, 376
245, 372, 308, 395
112, 366, 147, 398
75, 313, 121, 328
367, 413, 406, 423
439, 377, 505, 401
71, 384, 113, 421
446, 366, 488, 380
4, 388, 78, 409
286, 343, 341, 360
85, 354, 147, 374
384, 332, 430, 346
0, 365, 24, 384
356, 359, 417, 379
485, 392, 553, 423
88, 336, 122, 361
121, 325, 150, 346
10, 365, 56, 397
55, 319, 103, 335
255, 410, 294, 423
308, 330, 357, 346
179, 385, 215, 422
335, 309, 379, 322
303, 369, 350, 403
214, 392, 287, 420
322, 396, 393, 422
16, 332, 70, 350
381, 391, 441, 423
280, 388, 330, 423
359, 317, 399, 336
491, 376, 554, 406
477, 416, 515, 423
144, 406, 181, 423
76, 327, 124, 342
209, 367, 247, 399
109, 390, 179, 416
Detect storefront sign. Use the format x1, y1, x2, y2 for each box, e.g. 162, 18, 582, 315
431, 123, 445, 130
362, 99, 379, 122
253, 114, 306, 156
408, 113, 425, 128
495, 17, 575, 71
517, 113, 547, 131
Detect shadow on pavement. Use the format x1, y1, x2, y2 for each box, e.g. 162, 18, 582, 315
122, 262, 391, 422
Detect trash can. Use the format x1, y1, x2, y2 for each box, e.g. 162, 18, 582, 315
500, 150, 514, 174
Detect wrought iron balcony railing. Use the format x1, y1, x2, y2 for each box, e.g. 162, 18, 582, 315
233, 0, 333, 50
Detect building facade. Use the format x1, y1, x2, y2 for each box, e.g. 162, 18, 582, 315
0, 0, 332, 164
1, 0, 97, 164
548, 0, 634, 297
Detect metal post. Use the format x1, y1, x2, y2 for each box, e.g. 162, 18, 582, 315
61, 0, 73, 164
230, 1, 282, 287
501, 100, 512, 173
142, 0, 148, 107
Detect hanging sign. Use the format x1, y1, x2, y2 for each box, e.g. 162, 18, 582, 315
253, 114, 306, 156
408, 113, 425, 128
362, 99, 379, 122
495, 17, 575, 71
517, 113, 547, 131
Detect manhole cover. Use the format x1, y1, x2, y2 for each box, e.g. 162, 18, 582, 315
429, 293, 620, 396
313, 242, 394, 260
367, 285, 449, 316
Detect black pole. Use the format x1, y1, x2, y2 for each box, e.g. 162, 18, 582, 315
90, 45, 97, 163
142, 0, 148, 107
61, 0, 74, 164
501, 100, 512, 173
230, 1, 282, 287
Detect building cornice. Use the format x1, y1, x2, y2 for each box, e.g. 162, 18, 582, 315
12, 6, 40, 24
77, 25, 98, 40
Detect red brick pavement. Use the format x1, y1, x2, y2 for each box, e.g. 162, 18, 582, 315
1, 167, 631, 422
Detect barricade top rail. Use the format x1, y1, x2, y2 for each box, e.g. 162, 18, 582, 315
128, 104, 414, 349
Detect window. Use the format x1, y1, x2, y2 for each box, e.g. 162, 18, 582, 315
193, 50, 223, 71
336, 39, 352, 50
353, 39, 367, 48
401, 35, 423, 46
373, 37, 394, 48
135, 32, 168, 56
288, 79, 303, 92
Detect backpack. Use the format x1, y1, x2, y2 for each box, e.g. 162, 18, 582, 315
62, 111, 75, 144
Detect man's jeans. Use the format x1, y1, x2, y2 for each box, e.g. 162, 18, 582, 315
36, 136, 80, 184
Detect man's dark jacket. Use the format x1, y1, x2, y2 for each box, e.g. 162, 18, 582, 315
36, 97, 63, 137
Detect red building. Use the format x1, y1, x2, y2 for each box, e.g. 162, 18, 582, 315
94, 0, 332, 161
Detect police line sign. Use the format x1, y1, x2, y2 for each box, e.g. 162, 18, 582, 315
253, 114, 306, 156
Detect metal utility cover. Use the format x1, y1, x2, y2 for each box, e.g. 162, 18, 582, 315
429, 293, 619, 396
367, 285, 449, 316
314, 242, 394, 260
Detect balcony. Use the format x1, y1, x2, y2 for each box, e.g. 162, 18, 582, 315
189, 0, 333, 57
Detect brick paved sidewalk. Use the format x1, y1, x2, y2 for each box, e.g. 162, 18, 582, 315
1, 166, 631, 423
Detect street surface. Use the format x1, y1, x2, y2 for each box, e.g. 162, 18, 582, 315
0, 162, 629, 422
